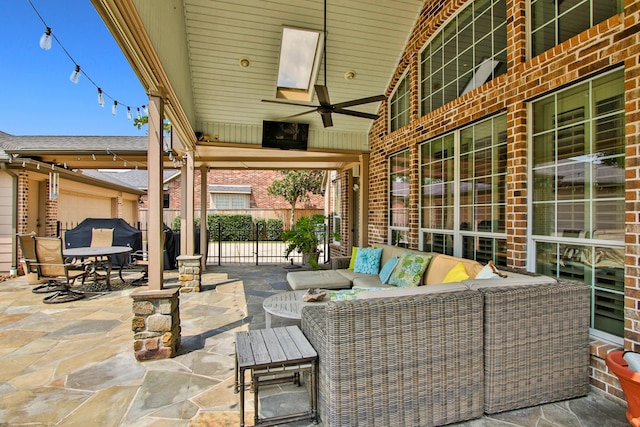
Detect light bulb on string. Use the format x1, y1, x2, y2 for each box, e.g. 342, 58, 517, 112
123, 160, 127, 167
127, 107, 132, 120
22, 161, 26, 167
112, 101, 117, 116
97, 88, 105, 107
39, 27, 52, 50
137, 108, 142, 119
142, 105, 148, 115
91, 153, 96, 160
70, 65, 81, 83
37, 164, 40, 170
113, 154, 117, 161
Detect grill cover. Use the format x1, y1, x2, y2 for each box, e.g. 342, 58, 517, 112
64, 218, 143, 266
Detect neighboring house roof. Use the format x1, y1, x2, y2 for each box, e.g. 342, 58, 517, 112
97, 169, 180, 190
209, 185, 252, 194
0, 133, 148, 153
80, 170, 148, 193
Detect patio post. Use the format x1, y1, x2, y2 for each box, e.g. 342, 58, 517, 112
147, 94, 164, 290
181, 149, 195, 255
199, 165, 207, 271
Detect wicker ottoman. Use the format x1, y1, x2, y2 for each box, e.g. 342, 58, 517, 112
287, 270, 351, 290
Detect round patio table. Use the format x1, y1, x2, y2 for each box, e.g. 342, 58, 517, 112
262, 290, 329, 328
63, 246, 132, 289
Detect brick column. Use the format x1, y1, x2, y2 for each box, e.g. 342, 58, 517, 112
131, 288, 181, 361
177, 254, 202, 292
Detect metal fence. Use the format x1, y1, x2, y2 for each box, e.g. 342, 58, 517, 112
57, 220, 330, 267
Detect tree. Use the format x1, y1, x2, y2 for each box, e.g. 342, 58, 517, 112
267, 170, 324, 229
133, 115, 172, 133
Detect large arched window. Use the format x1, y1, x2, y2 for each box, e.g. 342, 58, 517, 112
420, 0, 507, 115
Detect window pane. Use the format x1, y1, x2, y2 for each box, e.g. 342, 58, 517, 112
559, 2, 591, 43
531, 0, 621, 57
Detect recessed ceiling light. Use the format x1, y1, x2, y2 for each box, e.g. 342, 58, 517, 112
344, 70, 356, 80
239, 57, 251, 68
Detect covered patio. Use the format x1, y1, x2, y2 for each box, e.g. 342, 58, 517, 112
0, 265, 629, 425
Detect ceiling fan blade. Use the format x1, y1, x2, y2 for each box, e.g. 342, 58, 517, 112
333, 94, 386, 109
320, 112, 333, 128
315, 85, 331, 106
261, 99, 318, 108
333, 108, 379, 120
279, 109, 319, 119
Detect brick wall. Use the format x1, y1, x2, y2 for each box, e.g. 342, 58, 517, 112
17, 171, 28, 235
363, 0, 640, 401
156, 169, 324, 210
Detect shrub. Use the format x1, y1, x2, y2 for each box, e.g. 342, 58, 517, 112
254, 218, 267, 241
266, 218, 283, 241
171, 216, 201, 232
207, 214, 252, 241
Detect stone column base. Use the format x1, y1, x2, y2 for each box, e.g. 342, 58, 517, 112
131, 288, 180, 361
177, 254, 203, 293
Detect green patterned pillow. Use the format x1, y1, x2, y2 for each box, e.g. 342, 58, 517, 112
328, 288, 368, 300
387, 252, 432, 287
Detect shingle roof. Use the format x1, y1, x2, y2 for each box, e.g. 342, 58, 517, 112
96, 169, 180, 190
0, 133, 148, 152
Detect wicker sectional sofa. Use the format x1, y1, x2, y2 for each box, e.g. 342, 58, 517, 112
300, 248, 591, 426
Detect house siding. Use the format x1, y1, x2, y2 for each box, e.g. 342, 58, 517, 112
0, 171, 15, 272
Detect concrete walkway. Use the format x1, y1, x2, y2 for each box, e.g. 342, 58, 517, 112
0, 265, 630, 426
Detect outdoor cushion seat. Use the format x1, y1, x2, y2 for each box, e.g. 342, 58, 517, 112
287, 269, 351, 290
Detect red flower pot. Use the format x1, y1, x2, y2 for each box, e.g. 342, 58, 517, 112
606, 351, 640, 427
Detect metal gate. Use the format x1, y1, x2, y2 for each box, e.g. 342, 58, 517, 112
206, 222, 329, 266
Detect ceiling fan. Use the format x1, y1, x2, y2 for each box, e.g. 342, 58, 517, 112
262, 0, 386, 128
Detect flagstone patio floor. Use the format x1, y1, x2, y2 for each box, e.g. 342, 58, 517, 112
0, 264, 630, 426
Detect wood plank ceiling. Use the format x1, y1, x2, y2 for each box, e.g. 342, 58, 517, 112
96, 0, 425, 170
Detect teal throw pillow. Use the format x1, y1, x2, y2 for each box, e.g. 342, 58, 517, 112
353, 247, 383, 274
388, 252, 432, 287
378, 256, 400, 284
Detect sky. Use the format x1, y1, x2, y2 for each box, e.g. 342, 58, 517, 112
0, 0, 148, 136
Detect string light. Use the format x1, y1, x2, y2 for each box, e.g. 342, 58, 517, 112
97, 88, 104, 107
112, 101, 118, 116
27, 0, 147, 121
70, 65, 81, 84
39, 27, 52, 50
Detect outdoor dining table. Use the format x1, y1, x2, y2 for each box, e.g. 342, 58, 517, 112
63, 246, 132, 289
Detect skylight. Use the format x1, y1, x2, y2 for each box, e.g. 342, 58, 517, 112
276, 27, 323, 101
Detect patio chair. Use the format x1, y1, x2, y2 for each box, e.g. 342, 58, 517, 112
91, 228, 114, 247
33, 237, 86, 303
17, 233, 38, 276
127, 230, 167, 283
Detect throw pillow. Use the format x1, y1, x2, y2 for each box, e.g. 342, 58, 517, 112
353, 247, 383, 275
348, 247, 359, 270
475, 262, 502, 279
442, 262, 470, 283
328, 288, 368, 301
378, 257, 400, 284
388, 252, 432, 287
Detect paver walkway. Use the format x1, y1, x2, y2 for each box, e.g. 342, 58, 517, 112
0, 265, 630, 426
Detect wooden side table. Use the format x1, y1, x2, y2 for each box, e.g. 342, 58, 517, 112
235, 325, 318, 426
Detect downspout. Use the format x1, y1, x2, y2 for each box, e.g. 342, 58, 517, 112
1, 163, 18, 275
